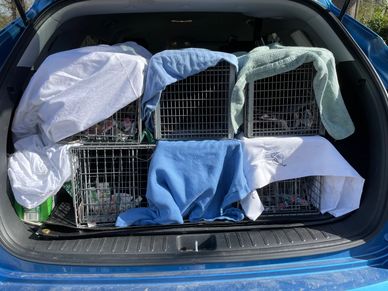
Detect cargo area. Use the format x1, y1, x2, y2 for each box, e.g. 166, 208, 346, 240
0, 0, 387, 266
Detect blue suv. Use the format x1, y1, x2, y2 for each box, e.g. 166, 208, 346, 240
0, 0, 387, 290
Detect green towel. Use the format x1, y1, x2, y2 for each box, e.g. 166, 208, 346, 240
231, 44, 355, 140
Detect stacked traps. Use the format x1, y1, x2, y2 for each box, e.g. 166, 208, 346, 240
257, 176, 321, 216
151, 57, 238, 222
66, 100, 142, 144
69, 51, 237, 227
245, 63, 324, 216
70, 144, 154, 227
244, 63, 324, 137
154, 61, 236, 140
68, 100, 154, 227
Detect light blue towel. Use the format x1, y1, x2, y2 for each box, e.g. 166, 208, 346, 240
231, 44, 355, 140
141, 48, 239, 129
115, 140, 251, 227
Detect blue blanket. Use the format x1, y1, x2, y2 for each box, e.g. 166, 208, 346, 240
141, 48, 239, 129
116, 140, 251, 226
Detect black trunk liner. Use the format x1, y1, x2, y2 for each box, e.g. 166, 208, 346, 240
30, 225, 345, 266
36, 189, 335, 239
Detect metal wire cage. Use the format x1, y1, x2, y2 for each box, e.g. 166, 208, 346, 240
154, 61, 236, 140
245, 63, 325, 137
65, 100, 141, 144
259, 176, 321, 216
70, 145, 154, 227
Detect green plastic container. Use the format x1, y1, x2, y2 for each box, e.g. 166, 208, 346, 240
15, 197, 54, 223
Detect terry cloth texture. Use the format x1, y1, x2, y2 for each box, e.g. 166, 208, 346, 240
231, 44, 355, 140
141, 48, 238, 128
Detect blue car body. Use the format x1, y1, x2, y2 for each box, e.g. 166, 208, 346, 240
0, 1, 387, 289
318, 0, 388, 88
0, 223, 386, 289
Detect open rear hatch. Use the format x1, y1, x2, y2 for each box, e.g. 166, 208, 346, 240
0, 0, 387, 266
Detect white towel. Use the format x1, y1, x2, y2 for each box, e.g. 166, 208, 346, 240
240, 190, 264, 221
12, 43, 148, 143
241, 136, 365, 217
8, 135, 75, 209
9, 43, 150, 209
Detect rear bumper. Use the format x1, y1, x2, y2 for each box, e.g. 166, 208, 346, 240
0, 222, 387, 290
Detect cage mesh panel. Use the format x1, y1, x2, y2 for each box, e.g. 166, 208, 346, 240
248, 63, 323, 137
66, 100, 140, 143
71, 145, 154, 227
156, 61, 233, 139
258, 176, 321, 216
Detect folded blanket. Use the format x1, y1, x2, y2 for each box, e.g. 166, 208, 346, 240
12, 42, 149, 143
116, 140, 263, 227
141, 48, 238, 129
231, 44, 355, 140
9, 42, 150, 208
241, 136, 365, 217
